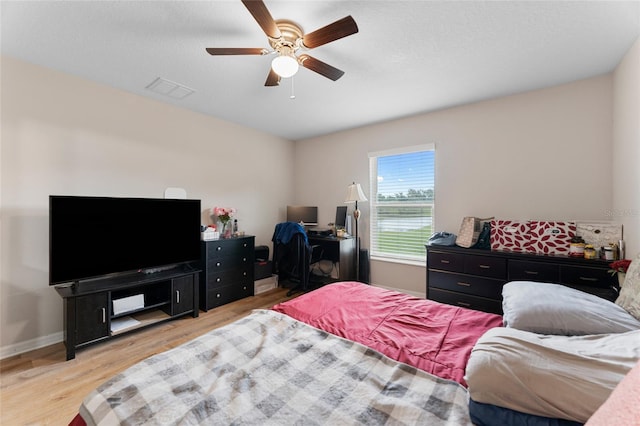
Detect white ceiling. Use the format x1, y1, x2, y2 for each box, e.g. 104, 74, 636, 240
2, 1, 639, 141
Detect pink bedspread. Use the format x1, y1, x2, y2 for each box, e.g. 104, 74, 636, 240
272, 282, 503, 386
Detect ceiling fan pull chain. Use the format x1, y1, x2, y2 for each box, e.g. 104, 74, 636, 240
290, 77, 296, 100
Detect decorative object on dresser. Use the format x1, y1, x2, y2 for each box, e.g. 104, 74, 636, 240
526, 220, 576, 255
211, 206, 236, 239
200, 236, 255, 311
425, 245, 618, 314
455, 216, 493, 248
344, 182, 368, 281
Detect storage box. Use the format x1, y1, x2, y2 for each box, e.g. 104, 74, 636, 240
254, 260, 273, 281
576, 222, 623, 250
254, 274, 278, 295
201, 228, 219, 241
527, 221, 576, 255
255, 245, 270, 262
112, 294, 144, 315
490, 219, 530, 252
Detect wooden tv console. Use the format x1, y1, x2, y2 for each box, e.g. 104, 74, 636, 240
55, 268, 199, 360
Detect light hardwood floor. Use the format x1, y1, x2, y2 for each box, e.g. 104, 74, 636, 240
0, 287, 294, 425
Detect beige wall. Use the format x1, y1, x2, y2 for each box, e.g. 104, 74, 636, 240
2, 35, 638, 355
612, 37, 640, 259
0, 56, 294, 356
296, 75, 618, 296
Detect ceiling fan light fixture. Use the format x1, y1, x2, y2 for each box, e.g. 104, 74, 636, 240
271, 54, 299, 78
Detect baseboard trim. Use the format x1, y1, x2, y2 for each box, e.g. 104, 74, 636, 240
1, 285, 422, 359
0, 332, 63, 360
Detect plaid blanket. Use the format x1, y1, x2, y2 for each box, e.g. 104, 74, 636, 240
80, 310, 471, 425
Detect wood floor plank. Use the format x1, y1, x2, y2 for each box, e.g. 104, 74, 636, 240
0, 287, 294, 425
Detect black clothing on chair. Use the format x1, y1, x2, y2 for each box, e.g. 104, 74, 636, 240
272, 222, 322, 296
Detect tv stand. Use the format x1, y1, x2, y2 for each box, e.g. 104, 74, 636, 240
55, 267, 199, 360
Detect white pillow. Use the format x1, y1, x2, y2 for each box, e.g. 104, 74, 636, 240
615, 252, 640, 321
502, 281, 640, 335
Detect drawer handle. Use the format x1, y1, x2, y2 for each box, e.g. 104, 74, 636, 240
216, 262, 221, 267
579, 276, 598, 282
243, 272, 247, 276
440, 260, 450, 264
457, 282, 471, 287
243, 257, 247, 262
216, 277, 221, 283
524, 270, 539, 275
216, 246, 222, 251
243, 243, 248, 247
457, 302, 471, 307
216, 293, 221, 298
479, 265, 491, 269
243, 286, 247, 290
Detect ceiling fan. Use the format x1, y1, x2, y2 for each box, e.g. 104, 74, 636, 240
206, 0, 359, 86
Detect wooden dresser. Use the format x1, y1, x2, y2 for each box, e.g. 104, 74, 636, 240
426, 245, 618, 314
200, 236, 255, 311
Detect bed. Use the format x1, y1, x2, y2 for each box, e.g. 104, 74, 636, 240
465, 279, 640, 426
71, 282, 501, 425
72, 274, 640, 425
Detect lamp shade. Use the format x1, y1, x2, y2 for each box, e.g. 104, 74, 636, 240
345, 182, 368, 203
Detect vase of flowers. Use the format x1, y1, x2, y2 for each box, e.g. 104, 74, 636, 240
609, 259, 631, 287
212, 207, 236, 238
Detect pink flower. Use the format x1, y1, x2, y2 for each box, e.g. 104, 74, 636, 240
212, 207, 236, 223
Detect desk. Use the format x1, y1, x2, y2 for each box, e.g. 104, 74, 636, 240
307, 235, 356, 281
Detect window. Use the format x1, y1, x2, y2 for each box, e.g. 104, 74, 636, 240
368, 144, 435, 263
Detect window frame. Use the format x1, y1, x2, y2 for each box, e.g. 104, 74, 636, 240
368, 144, 435, 264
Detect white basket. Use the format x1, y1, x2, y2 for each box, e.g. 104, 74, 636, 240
254, 275, 278, 295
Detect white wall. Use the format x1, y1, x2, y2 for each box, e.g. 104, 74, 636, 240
295, 76, 617, 295
0, 56, 294, 356
612, 37, 640, 259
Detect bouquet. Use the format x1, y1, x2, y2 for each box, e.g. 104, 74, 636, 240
212, 206, 236, 224
608, 259, 632, 276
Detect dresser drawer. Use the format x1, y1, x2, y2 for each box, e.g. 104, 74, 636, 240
429, 271, 504, 300
508, 260, 560, 283
204, 238, 254, 256
428, 288, 502, 315
206, 253, 252, 273
427, 251, 465, 272
204, 281, 253, 309
203, 267, 252, 288
464, 255, 506, 279
560, 265, 615, 289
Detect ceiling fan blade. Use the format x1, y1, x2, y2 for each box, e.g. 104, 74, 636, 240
265, 68, 281, 86
302, 16, 358, 49
241, 0, 282, 39
206, 47, 266, 55
298, 54, 345, 81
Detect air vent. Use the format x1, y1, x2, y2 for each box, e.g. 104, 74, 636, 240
145, 77, 194, 99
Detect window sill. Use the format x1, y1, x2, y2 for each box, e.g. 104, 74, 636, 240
370, 255, 425, 268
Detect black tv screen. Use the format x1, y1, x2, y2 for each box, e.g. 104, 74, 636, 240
49, 196, 201, 285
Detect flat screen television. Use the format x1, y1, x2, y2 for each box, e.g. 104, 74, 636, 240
49, 195, 201, 285
286, 205, 318, 226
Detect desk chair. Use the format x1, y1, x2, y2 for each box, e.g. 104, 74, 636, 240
272, 222, 323, 296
